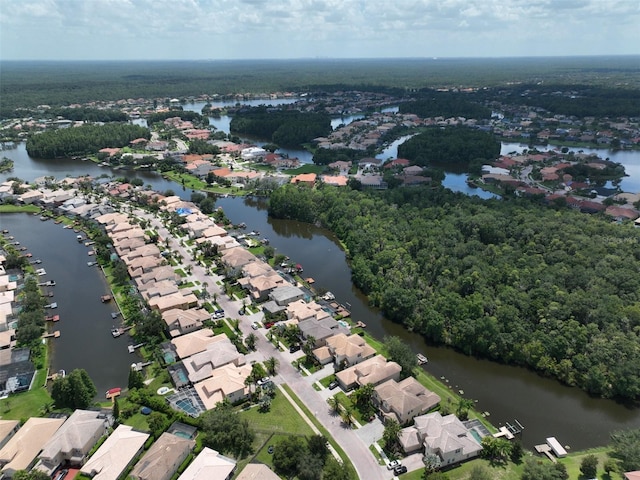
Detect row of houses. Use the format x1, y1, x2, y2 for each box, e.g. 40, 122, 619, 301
0, 411, 237, 480
0, 253, 36, 397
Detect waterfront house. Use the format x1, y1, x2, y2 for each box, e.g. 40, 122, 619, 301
129, 432, 195, 480
373, 377, 441, 424
80, 425, 149, 480
0, 417, 66, 478
321, 175, 348, 186
220, 247, 259, 275
269, 285, 305, 307
0, 421, 19, 450
286, 299, 331, 323
36, 409, 110, 475
238, 272, 285, 302
335, 355, 401, 391
0, 347, 35, 394
170, 330, 226, 360
148, 291, 198, 313
182, 338, 246, 383
162, 308, 210, 337
193, 363, 252, 410
290, 173, 317, 186
298, 317, 349, 347
398, 412, 482, 465
235, 464, 281, 480
177, 447, 236, 480
324, 333, 376, 368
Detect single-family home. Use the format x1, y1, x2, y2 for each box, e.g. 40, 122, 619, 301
129, 432, 196, 480
373, 377, 441, 424
235, 463, 281, 480
36, 409, 110, 475
0, 420, 19, 450
170, 330, 226, 360
162, 308, 210, 337
238, 272, 285, 302
182, 338, 246, 384
177, 447, 236, 480
148, 291, 198, 313
80, 424, 150, 480
398, 412, 482, 466
298, 317, 349, 348
193, 363, 252, 410
290, 173, 317, 186
0, 417, 66, 478
324, 333, 376, 368
220, 247, 258, 275
269, 285, 305, 307
335, 355, 401, 391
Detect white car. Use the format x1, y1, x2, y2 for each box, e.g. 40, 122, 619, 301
251, 322, 260, 330
387, 460, 400, 470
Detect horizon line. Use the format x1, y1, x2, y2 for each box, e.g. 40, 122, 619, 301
1, 54, 639, 63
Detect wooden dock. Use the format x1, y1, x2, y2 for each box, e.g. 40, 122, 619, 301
534, 443, 557, 463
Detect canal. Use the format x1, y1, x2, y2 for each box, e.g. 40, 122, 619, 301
0, 213, 140, 398
2, 139, 640, 449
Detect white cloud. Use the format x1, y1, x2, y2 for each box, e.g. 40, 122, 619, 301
0, 0, 638, 59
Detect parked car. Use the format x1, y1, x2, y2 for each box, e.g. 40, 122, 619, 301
394, 465, 408, 475
54, 469, 69, 480
328, 380, 339, 390
251, 322, 260, 330
257, 377, 271, 386
289, 344, 301, 353
387, 460, 400, 470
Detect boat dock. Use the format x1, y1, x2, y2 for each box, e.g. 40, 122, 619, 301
42, 331, 61, 339
128, 342, 145, 353
44, 302, 58, 309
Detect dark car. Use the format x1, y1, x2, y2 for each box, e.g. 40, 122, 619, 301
289, 344, 301, 353
394, 465, 408, 475
328, 380, 339, 390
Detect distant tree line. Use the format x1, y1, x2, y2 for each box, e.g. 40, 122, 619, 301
398, 126, 501, 167
25, 123, 150, 158
399, 90, 492, 119
268, 184, 640, 401
477, 84, 640, 118
48, 107, 128, 122
229, 106, 331, 147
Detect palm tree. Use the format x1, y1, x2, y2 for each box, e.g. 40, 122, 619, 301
328, 395, 341, 415
264, 356, 279, 375
246, 333, 257, 351
341, 405, 354, 427
456, 397, 474, 420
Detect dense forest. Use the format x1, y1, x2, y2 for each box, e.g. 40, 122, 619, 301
399, 90, 492, 119
230, 106, 331, 147
26, 123, 150, 158
269, 184, 640, 401
398, 127, 501, 167
478, 84, 640, 118
47, 107, 128, 123
3, 57, 638, 117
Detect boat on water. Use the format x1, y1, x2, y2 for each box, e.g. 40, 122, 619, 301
45, 302, 58, 309
76, 235, 83, 242
417, 353, 429, 365
111, 327, 123, 338
45, 314, 60, 322
101, 294, 112, 303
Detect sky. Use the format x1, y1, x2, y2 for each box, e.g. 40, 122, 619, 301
1, 0, 639, 61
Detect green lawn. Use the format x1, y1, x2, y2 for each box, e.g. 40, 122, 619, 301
283, 164, 326, 175
0, 204, 41, 214
0, 382, 52, 420
238, 393, 314, 436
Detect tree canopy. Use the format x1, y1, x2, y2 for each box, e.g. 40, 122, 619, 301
199, 402, 254, 458
268, 183, 640, 400
230, 106, 331, 147
50, 368, 97, 410
397, 126, 500, 167
399, 90, 492, 119
26, 123, 150, 158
